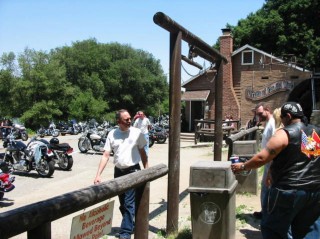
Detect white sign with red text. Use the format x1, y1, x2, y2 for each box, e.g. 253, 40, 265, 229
70, 201, 114, 239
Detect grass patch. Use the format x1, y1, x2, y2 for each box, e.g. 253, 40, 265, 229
236, 204, 254, 229
155, 227, 192, 239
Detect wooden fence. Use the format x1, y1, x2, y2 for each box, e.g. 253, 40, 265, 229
225, 126, 260, 159
0, 164, 168, 239
194, 119, 240, 144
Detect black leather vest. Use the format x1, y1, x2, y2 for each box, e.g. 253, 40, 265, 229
270, 122, 320, 190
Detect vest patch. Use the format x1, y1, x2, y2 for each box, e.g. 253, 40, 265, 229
301, 130, 320, 157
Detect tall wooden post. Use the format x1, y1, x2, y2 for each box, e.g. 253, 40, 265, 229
167, 30, 181, 235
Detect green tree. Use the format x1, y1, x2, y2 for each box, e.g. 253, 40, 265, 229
0, 52, 17, 117
0, 40, 168, 129
231, 0, 320, 70
53, 40, 169, 117
14, 48, 74, 128
68, 90, 108, 121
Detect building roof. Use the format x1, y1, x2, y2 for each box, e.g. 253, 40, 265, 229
232, 44, 308, 72
181, 90, 210, 101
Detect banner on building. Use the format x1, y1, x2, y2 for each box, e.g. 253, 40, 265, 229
245, 80, 294, 101
70, 200, 114, 239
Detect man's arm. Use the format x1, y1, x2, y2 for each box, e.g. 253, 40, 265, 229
138, 148, 149, 169
232, 129, 288, 173
94, 150, 110, 184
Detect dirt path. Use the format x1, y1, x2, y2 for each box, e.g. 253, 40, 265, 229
106, 142, 262, 239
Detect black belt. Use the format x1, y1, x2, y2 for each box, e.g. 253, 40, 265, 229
116, 164, 140, 173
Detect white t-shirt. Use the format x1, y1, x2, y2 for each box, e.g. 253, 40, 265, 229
104, 127, 147, 168
261, 117, 276, 148
133, 117, 151, 134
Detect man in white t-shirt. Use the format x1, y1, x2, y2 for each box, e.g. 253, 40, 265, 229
133, 111, 151, 155
253, 102, 276, 219
94, 109, 148, 239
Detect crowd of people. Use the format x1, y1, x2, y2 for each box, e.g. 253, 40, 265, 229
232, 101, 320, 239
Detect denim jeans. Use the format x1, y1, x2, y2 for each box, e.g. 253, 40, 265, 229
144, 133, 149, 155
260, 162, 271, 209
261, 187, 320, 239
114, 164, 141, 239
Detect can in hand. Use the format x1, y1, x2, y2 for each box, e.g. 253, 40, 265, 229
230, 155, 239, 164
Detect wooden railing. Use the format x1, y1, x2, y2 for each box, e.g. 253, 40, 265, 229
194, 119, 240, 144
0, 164, 168, 239
225, 126, 260, 159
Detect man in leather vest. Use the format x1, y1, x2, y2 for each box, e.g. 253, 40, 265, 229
231, 102, 320, 239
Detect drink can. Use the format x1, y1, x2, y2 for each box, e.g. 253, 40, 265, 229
230, 155, 239, 164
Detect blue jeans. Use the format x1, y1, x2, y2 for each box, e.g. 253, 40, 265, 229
260, 162, 271, 209
143, 133, 149, 155
261, 187, 320, 239
114, 164, 141, 239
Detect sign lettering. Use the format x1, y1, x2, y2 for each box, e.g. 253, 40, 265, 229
70, 201, 114, 239
245, 80, 294, 101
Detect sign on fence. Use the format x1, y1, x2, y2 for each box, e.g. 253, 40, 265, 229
70, 200, 114, 239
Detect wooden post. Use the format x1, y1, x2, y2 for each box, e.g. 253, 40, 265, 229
135, 182, 150, 239
167, 30, 181, 235
28, 222, 51, 239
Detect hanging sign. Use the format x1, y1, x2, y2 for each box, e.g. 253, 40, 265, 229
70, 201, 114, 239
245, 80, 294, 101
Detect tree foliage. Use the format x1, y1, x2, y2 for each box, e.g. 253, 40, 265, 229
0, 40, 169, 129
231, 0, 320, 70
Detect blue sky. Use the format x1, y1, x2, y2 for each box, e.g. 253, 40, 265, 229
0, 0, 265, 81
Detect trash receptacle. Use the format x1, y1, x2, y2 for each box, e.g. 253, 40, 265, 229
188, 161, 238, 239
232, 140, 258, 194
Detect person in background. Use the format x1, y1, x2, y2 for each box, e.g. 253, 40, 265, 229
231, 102, 320, 239
133, 111, 151, 155
0, 118, 13, 138
94, 109, 148, 239
246, 108, 259, 140
273, 107, 283, 129
223, 115, 230, 127
253, 102, 276, 219
229, 115, 236, 130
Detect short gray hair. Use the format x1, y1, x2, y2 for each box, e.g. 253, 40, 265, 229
115, 109, 128, 121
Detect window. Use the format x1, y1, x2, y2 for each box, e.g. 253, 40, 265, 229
241, 50, 254, 65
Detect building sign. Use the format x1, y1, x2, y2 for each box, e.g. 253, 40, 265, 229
70, 201, 114, 239
245, 80, 294, 101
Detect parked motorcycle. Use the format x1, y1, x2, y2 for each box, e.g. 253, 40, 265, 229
12, 123, 28, 141
47, 122, 60, 137
46, 138, 74, 171
37, 122, 59, 138
0, 133, 55, 177
37, 125, 47, 138
148, 132, 156, 148
57, 121, 79, 136
78, 128, 108, 153
150, 125, 167, 144
0, 161, 15, 200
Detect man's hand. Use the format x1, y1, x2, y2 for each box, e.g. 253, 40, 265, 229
94, 176, 102, 184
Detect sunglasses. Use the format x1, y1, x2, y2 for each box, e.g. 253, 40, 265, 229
256, 111, 264, 117
122, 118, 131, 122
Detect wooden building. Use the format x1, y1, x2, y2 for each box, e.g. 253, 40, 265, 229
181, 29, 315, 131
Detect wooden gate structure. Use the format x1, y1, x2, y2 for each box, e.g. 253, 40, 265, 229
153, 12, 228, 235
